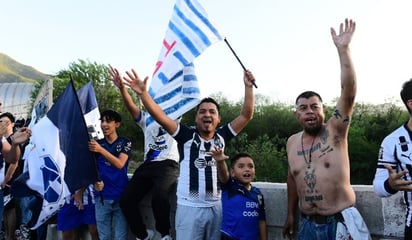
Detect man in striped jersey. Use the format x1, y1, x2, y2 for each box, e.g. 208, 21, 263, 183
373, 78, 412, 240
123, 68, 256, 240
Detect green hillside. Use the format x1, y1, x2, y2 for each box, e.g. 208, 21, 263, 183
0, 53, 49, 83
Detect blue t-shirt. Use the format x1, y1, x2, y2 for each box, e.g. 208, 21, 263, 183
95, 136, 131, 200
221, 178, 266, 240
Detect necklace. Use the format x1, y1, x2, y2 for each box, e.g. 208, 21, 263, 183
301, 133, 316, 169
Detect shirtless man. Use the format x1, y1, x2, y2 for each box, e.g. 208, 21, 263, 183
282, 19, 371, 240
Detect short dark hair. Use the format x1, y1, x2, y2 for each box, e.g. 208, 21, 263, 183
230, 152, 254, 168
401, 79, 412, 113
0, 112, 15, 123
295, 91, 323, 105
196, 97, 220, 113
100, 109, 121, 122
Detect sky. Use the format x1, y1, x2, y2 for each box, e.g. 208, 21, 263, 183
1, 0, 412, 105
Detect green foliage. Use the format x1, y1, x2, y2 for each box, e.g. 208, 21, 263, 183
28, 59, 410, 184
225, 133, 288, 182
348, 102, 408, 184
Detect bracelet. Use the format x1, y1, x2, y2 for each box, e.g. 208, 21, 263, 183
6, 135, 13, 145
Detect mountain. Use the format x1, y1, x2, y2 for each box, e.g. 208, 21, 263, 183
0, 53, 50, 83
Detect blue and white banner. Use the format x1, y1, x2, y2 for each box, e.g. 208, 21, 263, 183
77, 81, 103, 140
11, 81, 99, 229
147, 0, 222, 125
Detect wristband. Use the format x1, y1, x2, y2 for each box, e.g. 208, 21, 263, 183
384, 179, 398, 194
6, 135, 13, 145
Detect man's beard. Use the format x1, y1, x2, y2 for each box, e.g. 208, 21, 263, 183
304, 125, 322, 136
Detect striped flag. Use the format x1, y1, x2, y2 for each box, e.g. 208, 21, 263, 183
147, 0, 222, 126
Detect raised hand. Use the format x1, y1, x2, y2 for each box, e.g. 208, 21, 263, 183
11, 127, 31, 145
330, 18, 356, 49
243, 70, 256, 88
123, 69, 149, 96
108, 65, 125, 89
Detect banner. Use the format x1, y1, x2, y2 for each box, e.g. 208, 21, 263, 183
11, 81, 99, 229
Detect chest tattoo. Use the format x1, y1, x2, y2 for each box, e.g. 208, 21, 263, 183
303, 169, 324, 202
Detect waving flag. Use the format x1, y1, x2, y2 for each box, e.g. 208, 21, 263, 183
77, 81, 103, 141
11, 81, 99, 229
147, 0, 222, 126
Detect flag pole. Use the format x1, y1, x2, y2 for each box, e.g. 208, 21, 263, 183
224, 38, 258, 88
69, 76, 104, 204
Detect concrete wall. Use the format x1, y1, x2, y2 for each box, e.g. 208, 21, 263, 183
255, 183, 405, 240
47, 183, 405, 240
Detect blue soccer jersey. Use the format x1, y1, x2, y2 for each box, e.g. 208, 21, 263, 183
96, 136, 131, 200
221, 178, 266, 240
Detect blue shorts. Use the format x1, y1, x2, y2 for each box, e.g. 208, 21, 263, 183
57, 203, 96, 231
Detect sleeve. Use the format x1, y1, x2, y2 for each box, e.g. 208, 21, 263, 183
135, 111, 144, 127
257, 191, 266, 221
121, 137, 132, 156
218, 124, 236, 143
373, 136, 398, 197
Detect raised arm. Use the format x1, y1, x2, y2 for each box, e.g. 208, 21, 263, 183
122, 69, 178, 135
229, 70, 255, 134
108, 65, 141, 120
330, 18, 357, 131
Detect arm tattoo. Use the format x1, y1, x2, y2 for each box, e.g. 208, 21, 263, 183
333, 109, 342, 119
333, 108, 351, 124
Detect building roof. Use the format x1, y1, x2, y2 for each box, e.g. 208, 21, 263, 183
0, 82, 35, 119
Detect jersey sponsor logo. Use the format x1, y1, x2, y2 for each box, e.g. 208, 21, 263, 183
194, 158, 215, 168
243, 201, 259, 217
243, 210, 259, 217
149, 143, 168, 151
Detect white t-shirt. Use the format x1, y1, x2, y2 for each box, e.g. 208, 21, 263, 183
136, 111, 179, 163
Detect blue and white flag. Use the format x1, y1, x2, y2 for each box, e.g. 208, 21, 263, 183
11, 81, 99, 229
147, 0, 222, 126
77, 81, 103, 140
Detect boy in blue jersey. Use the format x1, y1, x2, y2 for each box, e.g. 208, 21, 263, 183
88, 109, 131, 240
209, 148, 267, 240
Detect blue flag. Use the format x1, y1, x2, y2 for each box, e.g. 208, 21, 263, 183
11, 80, 99, 229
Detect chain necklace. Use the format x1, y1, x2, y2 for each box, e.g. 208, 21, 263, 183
301, 133, 316, 169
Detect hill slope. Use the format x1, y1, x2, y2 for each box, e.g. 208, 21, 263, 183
0, 53, 49, 83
